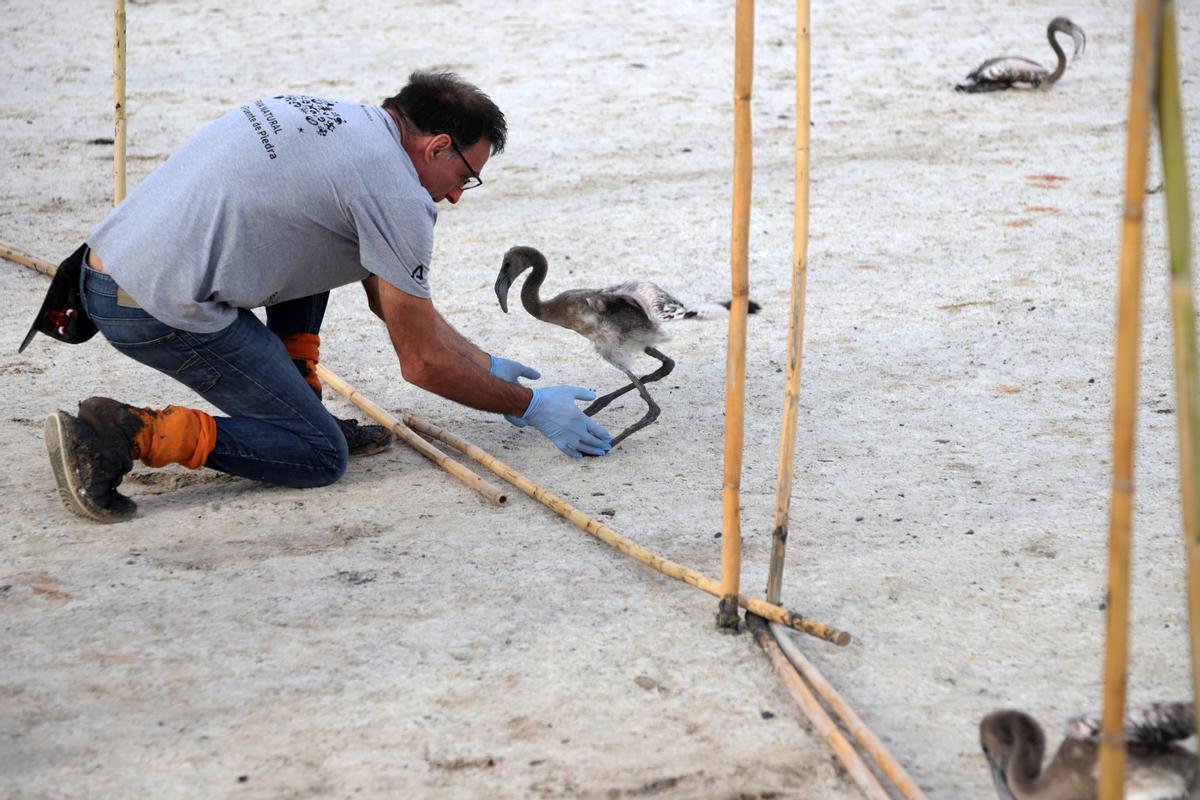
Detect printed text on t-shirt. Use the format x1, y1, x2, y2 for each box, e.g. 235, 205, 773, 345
240, 104, 278, 160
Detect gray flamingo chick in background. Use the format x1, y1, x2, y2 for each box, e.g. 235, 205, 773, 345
956, 17, 1086, 93
979, 701, 1196, 799
494, 245, 759, 447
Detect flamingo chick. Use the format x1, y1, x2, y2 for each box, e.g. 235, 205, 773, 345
494, 245, 758, 447
956, 17, 1086, 93
980, 702, 1196, 799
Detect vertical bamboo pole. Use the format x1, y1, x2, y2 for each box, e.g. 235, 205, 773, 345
719, 0, 755, 631
113, 0, 127, 205
765, 0, 812, 606
1156, 0, 1200, 767
1099, 1, 1160, 796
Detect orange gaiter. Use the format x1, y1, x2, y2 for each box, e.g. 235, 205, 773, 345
280, 332, 321, 394
132, 406, 218, 469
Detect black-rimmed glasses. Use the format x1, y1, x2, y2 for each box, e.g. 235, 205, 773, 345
448, 139, 483, 191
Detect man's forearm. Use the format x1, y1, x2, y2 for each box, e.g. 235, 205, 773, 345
376, 279, 528, 415
395, 334, 531, 415
431, 310, 491, 371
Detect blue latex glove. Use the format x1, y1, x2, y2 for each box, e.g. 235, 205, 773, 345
522, 386, 613, 459
490, 354, 541, 428
489, 354, 541, 384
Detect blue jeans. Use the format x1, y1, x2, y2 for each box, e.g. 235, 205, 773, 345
80, 264, 348, 487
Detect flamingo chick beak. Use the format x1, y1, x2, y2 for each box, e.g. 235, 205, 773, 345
1069, 25, 1085, 59
984, 753, 1016, 800
494, 269, 512, 314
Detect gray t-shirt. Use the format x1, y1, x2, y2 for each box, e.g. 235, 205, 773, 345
89, 96, 436, 333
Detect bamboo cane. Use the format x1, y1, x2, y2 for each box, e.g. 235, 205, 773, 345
1156, 0, 1200, 769
113, 0, 127, 205
0, 242, 507, 506
770, 622, 927, 799
720, 0, 755, 631
1, 242, 57, 278
1099, 1, 1161, 796
315, 365, 507, 506
747, 615, 888, 799
766, 0, 812, 606
404, 413, 850, 645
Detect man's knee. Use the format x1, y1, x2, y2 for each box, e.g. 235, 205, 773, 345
306, 437, 349, 487
266, 422, 348, 488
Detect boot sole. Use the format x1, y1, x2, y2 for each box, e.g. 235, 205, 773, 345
349, 438, 393, 458
44, 412, 135, 524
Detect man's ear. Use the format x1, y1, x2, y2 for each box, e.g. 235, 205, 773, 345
424, 132, 453, 163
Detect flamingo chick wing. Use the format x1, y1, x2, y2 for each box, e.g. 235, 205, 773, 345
958, 56, 1049, 92
574, 291, 670, 372
602, 280, 760, 321
602, 281, 692, 321
1065, 702, 1195, 747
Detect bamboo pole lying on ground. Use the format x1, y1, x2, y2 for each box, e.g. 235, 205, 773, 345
316, 365, 507, 506
1, 242, 57, 278
0, 243, 507, 507
747, 615, 887, 799
770, 622, 928, 800
1099, 1, 1160, 796
403, 413, 850, 645
113, 0, 127, 205
719, 0, 755, 632
766, 0, 812, 606
1156, 0, 1200, 766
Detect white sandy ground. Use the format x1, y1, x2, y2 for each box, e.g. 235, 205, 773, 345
2, 0, 1200, 797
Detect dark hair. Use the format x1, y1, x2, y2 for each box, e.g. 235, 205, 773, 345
383, 71, 507, 154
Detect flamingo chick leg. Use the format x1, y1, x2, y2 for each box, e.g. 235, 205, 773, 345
608, 369, 661, 448
584, 347, 675, 417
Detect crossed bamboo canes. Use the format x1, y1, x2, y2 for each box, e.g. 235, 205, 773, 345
49, 1, 902, 790
752, 614, 936, 800
749, 615, 891, 799
769, 619, 927, 799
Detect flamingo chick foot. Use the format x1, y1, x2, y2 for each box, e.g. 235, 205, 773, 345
608, 404, 661, 448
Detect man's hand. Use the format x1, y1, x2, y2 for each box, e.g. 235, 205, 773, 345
490, 355, 540, 427
489, 355, 540, 384
522, 386, 613, 458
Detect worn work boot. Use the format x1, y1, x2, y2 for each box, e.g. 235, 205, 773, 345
334, 417, 393, 457
44, 398, 140, 523
44, 397, 217, 523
